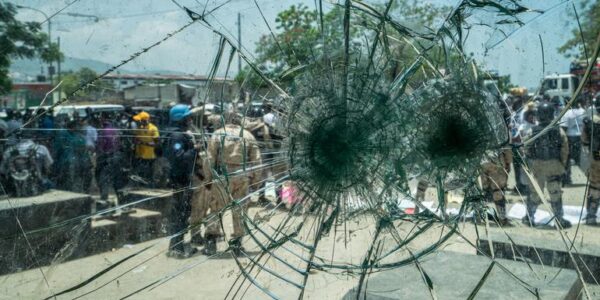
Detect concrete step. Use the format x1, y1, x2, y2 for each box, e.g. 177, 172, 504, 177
343, 251, 582, 300
478, 226, 600, 283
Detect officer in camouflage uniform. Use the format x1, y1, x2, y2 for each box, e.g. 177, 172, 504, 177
203, 118, 262, 256
480, 148, 513, 225
523, 101, 571, 228
581, 105, 600, 225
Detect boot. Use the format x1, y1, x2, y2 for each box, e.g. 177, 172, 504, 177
521, 214, 535, 227
229, 238, 245, 257
191, 233, 205, 246
551, 200, 572, 229
167, 244, 197, 259
586, 197, 598, 226
494, 198, 513, 226
184, 243, 198, 257
202, 235, 217, 256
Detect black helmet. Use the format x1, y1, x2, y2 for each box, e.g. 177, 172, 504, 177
537, 101, 555, 124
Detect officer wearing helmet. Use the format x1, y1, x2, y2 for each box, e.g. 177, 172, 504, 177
165, 104, 200, 258
523, 101, 571, 228
581, 101, 600, 225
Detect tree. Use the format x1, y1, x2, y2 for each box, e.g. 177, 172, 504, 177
40, 42, 64, 66
559, 0, 600, 59
240, 1, 450, 89
0, 2, 61, 94
61, 67, 112, 100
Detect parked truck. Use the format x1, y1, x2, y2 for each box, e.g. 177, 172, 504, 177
538, 58, 600, 102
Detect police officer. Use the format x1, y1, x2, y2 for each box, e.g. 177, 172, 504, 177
480, 148, 513, 225
203, 113, 262, 256
581, 103, 600, 225
523, 101, 571, 228
165, 104, 199, 258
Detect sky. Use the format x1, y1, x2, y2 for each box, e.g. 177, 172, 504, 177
10, 0, 585, 89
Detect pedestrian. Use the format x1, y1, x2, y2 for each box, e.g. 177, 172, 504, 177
560, 98, 585, 185
522, 101, 571, 228
5, 109, 22, 146
581, 104, 600, 225
133, 111, 159, 185
188, 149, 211, 246
0, 130, 53, 197
39, 108, 54, 131
203, 114, 262, 256
262, 101, 277, 128
517, 101, 536, 126
165, 104, 199, 258
54, 120, 92, 193
480, 147, 513, 226
95, 112, 125, 203
261, 101, 286, 194
186, 110, 211, 246
82, 116, 98, 190
0, 116, 8, 162
83, 116, 98, 152
38, 108, 55, 152
117, 108, 137, 179
513, 110, 537, 195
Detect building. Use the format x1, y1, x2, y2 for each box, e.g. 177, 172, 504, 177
2, 82, 53, 109
123, 83, 194, 107
104, 73, 239, 106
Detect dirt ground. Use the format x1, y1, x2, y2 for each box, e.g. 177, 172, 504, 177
1, 166, 599, 299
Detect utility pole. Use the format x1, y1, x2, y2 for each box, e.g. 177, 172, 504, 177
57, 37, 61, 101
47, 19, 52, 83
237, 13, 242, 74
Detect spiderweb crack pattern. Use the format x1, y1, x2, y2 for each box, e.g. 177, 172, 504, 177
2, 0, 600, 299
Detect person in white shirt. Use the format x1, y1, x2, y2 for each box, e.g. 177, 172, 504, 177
518, 110, 537, 140
83, 117, 98, 152
560, 98, 586, 184
513, 110, 537, 195
262, 104, 277, 127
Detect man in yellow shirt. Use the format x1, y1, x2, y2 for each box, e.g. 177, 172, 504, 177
133, 111, 159, 185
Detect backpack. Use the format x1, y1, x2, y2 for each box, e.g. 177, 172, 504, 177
528, 125, 562, 161
7, 146, 42, 197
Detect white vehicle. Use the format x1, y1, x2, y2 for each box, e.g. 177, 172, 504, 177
539, 73, 580, 102
54, 104, 124, 119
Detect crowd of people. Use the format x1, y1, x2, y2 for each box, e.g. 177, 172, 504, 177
480, 92, 600, 228
0, 102, 282, 259
9, 91, 600, 258
0, 106, 157, 199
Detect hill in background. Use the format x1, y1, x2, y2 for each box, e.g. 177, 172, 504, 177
9, 56, 184, 82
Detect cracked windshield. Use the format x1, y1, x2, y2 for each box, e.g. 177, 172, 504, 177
1, 0, 600, 299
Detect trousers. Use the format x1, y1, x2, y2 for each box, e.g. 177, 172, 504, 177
205, 177, 249, 239
168, 183, 193, 252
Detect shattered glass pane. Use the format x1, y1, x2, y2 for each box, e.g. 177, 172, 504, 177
2, 0, 600, 299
